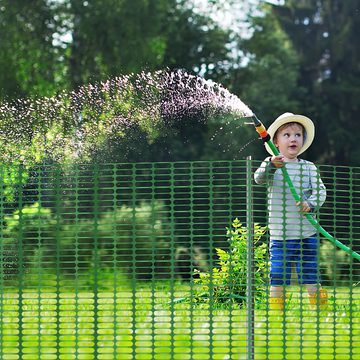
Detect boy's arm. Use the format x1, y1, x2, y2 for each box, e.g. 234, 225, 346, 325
305, 163, 327, 211
254, 157, 276, 185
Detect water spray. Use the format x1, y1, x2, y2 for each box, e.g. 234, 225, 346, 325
252, 114, 360, 262
0, 69, 253, 165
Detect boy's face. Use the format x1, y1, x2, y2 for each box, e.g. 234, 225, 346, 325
273, 123, 304, 160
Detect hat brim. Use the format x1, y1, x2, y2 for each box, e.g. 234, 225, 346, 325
264, 114, 315, 155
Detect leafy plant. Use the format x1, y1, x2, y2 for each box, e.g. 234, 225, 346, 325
1, 200, 172, 281
2, 202, 57, 279
320, 241, 351, 286
192, 218, 267, 307
60, 200, 172, 280
0, 164, 30, 202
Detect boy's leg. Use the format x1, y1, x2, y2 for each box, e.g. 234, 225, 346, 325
307, 285, 328, 308
301, 237, 328, 308
269, 286, 285, 310
269, 240, 294, 310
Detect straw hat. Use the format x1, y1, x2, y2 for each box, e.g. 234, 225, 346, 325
265, 112, 315, 155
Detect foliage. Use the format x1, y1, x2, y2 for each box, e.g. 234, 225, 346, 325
0, 0, 359, 166
0, 0, 233, 95
0, 0, 239, 168
1, 202, 57, 279
163, 1, 233, 82
265, 1, 360, 165
61, 200, 172, 279
67, 0, 171, 87
230, 4, 301, 124
0, 0, 65, 99
192, 219, 267, 307
320, 241, 351, 286
1, 200, 172, 281
0, 164, 29, 202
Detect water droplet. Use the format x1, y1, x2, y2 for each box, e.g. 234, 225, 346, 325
0, 69, 253, 164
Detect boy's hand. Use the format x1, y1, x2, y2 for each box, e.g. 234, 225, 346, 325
296, 201, 311, 213
271, 154, 285, 168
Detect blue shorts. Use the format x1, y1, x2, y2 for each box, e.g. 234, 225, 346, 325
269, 236, 320, 286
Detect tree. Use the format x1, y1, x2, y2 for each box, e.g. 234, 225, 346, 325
162, 0, 233, 83
268, 0, 360, 165
228, 3, 301, 122
61, 0, 238, 163
66, 0, 235, 87
0, 0, 242, 165
67, 0, 172, 88
0, 0, 65, 99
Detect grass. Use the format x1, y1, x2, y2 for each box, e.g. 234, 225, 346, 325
0, 282, 359, 360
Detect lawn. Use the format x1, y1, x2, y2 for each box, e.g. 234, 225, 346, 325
0, 283, 359, 360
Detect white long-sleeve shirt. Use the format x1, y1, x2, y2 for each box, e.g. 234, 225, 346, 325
254, 157, 327, 241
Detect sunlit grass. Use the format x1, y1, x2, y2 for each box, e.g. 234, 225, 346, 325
0, 284, 359, 359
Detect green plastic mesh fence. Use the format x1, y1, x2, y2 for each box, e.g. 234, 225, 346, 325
0, 160, 359, 359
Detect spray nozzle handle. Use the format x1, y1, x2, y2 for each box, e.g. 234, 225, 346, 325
252, 115, 270, 142
252, 114, 262, 126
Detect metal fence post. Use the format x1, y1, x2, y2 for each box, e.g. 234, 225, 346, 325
246, 156, 254, 360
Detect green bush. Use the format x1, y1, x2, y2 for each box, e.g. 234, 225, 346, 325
0, 164, 29, 202
192, 219, 267, 307
2, 202, 57, 278
58, 218, 99, 274
60, 200, 172, 279
97, 201, 171, 279
320, 241, 351, 286
2, 200, 172, 281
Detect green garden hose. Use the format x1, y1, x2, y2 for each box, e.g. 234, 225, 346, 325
253, 115, 360, 262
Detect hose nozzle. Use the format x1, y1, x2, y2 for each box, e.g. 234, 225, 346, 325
253, 115, 270, 142
252, 114, 262, 127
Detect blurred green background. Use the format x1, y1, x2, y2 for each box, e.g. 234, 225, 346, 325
0, 0, 359, 166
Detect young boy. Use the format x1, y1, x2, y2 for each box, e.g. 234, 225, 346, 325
254, 112, 327, 310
